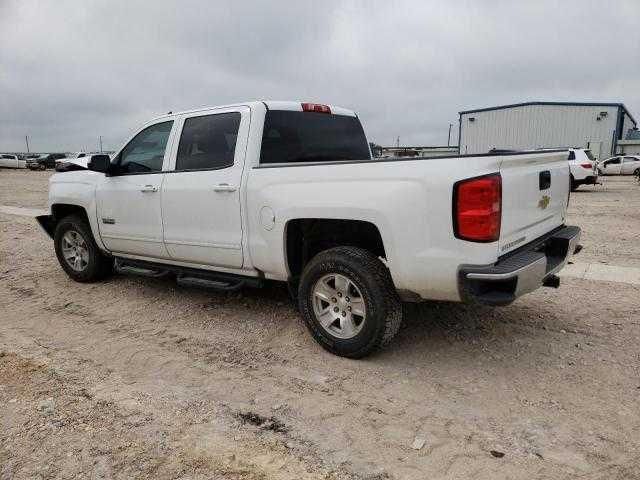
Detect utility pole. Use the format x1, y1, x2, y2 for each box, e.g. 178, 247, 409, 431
447, 123, 453, 147
25, 135, 30, 153
99, 136, 103, 153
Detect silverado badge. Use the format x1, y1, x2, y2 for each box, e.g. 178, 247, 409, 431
538, 195, 550, 210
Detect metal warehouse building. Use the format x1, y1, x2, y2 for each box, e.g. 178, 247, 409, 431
458, 102, 637, 160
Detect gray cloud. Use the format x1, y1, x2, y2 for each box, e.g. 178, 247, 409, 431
1, 0, 639, 152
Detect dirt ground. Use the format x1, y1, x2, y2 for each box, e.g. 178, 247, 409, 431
1, 169, 639, 480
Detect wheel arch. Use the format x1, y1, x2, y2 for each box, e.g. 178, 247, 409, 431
37, 203, 89, 239
284, 218, 387, 280
43, 203, 108, 253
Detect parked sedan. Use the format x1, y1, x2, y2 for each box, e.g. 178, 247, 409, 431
0, 154, 27, 169
598, 155, 640, 175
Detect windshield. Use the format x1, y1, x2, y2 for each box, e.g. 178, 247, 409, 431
260, 110, 370, 164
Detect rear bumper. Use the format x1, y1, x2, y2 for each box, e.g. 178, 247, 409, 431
459, 225, 581, 305
578, 175, 598, 185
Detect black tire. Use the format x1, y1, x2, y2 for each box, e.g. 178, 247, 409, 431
570, 175, 579, 191
298, 246, 402, 358
54, 214, 113, 282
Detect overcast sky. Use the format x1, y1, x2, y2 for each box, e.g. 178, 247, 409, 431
1, 0, 639, 152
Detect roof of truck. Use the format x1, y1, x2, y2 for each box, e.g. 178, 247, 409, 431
152, 101, 357, 120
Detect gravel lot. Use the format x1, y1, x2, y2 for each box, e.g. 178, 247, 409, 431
1, 169, 639, 479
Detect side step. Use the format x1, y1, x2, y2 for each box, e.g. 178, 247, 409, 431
177, 275, 244, 291
114, 257, 263, 292
115, 259, 169, 278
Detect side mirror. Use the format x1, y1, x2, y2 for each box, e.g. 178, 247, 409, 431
88, 154, 111, 173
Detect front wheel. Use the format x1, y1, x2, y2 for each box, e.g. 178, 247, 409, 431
298, 246, 402, 358
54, 215, 113, 282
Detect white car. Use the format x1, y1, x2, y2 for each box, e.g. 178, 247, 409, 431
36, 101, 581, 357
568, 148, 598, 190
598, 155, 640, 176
0, 154, 27, 169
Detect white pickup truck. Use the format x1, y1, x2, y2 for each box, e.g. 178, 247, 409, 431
37, 101, 581, 357
0, 154, 27, 169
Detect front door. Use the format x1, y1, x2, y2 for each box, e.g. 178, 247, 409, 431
601, 157, 622, 175
161, 108, 248, 268
96, 120, 176, 258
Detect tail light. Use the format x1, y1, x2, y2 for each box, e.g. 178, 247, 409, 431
580, 163, 593, 169
453, 173, 502, 242
301, 103, 331, 114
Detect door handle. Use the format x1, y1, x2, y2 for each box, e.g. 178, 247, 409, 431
213, 183, 237, 192
140, 185, 158, 193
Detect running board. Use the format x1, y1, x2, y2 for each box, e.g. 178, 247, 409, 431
177, 275, 244, 291
115, 259, 169, 278
113, 257, 263, 291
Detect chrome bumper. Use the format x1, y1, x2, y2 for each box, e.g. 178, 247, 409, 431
459, 225, 581, 305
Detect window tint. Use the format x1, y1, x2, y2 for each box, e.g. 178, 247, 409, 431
606, 157, 621, 165
260, 111, 370, 164
115, 121, 173, 174
583, 150, 596, 162
624, 157, 639, 163
176, 113, 241, 171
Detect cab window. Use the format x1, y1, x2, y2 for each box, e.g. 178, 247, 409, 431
175, 113, 241, 171
113, 121, 173, 174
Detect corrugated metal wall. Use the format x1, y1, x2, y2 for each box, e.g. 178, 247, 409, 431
459, 105, 620, 157
622, 113, 635, 139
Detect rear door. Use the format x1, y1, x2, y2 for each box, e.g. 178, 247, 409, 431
498, 151, 570, 255
161, 107, 249, 268
622, 157, 640, 174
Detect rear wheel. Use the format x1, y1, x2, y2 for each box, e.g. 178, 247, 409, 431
570, 175, 579, 191
298, 246, 402, 358
54, 215, 113, 282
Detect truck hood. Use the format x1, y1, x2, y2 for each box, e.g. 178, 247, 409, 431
50, 169, 102, 184
55, 157, 90, 172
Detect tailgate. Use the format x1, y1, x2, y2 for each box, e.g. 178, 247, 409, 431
499, 151, 569, 255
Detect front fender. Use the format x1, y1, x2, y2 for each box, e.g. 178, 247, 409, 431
48, 172, 108, 252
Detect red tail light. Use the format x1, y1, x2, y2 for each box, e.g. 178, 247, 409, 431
580, 163, 593, 169
453, 173, 502, 242
301, 103, 331, 114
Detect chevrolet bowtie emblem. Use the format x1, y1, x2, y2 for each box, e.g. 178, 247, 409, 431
538, 195, 550, 210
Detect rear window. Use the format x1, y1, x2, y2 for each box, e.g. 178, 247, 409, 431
176, 112, 240, 171
259, 110, 370, 164
584, 150, 596, 162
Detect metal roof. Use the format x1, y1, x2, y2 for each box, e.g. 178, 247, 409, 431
459, 101, 636, 125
